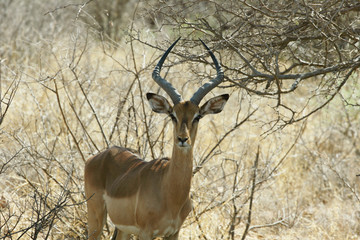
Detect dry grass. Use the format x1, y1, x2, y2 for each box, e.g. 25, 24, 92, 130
1, 1, 360, 239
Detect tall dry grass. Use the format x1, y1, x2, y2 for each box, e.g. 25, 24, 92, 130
1, 1, 359, 239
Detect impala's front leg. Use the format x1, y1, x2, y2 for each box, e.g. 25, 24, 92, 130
139, 230, 152, 240
112, 228, 130, 240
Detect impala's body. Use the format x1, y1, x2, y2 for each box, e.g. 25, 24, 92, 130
85, 38, 229, 240
84, 146, 192, 239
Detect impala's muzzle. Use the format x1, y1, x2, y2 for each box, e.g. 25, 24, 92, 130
177, 136, 190, 147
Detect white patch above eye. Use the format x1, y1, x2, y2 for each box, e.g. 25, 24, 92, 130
169, 111, 178, 122
192, 113, 201, 122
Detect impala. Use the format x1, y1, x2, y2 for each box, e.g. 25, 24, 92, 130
84, 38, 229, 240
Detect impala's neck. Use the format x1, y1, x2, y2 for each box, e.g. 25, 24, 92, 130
164, 145, 193, 208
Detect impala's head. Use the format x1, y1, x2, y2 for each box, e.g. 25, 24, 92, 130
147, 38, 229, 149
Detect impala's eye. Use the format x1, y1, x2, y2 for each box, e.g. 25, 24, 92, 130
169, 113, 177, 122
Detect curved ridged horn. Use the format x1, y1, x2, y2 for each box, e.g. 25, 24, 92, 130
152, 37, 182, 105
190, 39, 224, 105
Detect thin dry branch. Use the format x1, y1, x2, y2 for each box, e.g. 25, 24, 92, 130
44, 0, 94, 18
129, 4, 156, 159
53, 79, 86, 162
194, 108, 257, 174
240, 146, 259, 240
0, 69, 20, 126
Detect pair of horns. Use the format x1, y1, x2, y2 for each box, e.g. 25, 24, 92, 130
152, 38, 224, 105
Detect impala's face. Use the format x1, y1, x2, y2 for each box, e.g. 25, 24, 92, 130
147, 92, 229, 151
171, 101, 201, 149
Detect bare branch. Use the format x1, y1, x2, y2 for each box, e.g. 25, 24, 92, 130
0, 65, 20, 126
194, 108, 257, 174
240, 146, 259, 240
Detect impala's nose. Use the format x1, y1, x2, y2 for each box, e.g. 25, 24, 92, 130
177, 137, 189, 144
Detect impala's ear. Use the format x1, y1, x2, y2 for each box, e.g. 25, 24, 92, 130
199, 94, 229, 116
146, 93, 172, 114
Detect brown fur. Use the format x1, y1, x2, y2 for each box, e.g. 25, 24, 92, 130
86, 147, 169, 198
